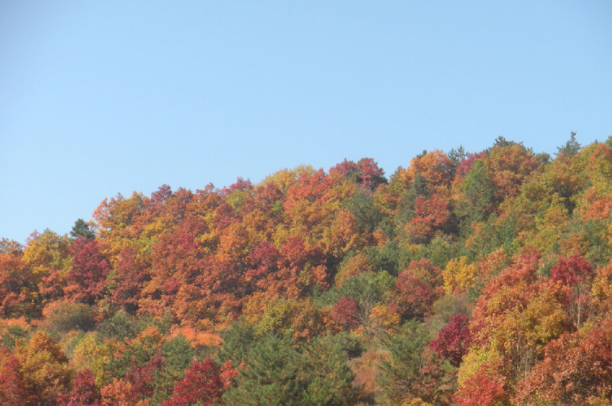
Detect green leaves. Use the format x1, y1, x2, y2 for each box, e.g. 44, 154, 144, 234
224, 333, 356, 406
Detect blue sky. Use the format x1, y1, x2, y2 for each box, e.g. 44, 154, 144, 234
1, 1, 611, 243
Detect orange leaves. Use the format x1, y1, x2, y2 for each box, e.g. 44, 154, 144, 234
515, 317, 612, 405
326, 209, 364, 259
403, 150, 454, 192
485, 144, 537, 201
169, 327, 223, 349
335, 253, 371, 287
0, 250, 38, 318
404, 194, 450, 244
578, 186, 612, 221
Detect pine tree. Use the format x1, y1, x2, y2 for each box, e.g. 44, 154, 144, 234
557, 131, 581, 157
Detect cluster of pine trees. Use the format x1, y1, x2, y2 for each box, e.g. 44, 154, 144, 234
3, 134, 612, 405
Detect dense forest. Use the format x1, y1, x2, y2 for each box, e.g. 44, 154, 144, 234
3, 134, 612, 405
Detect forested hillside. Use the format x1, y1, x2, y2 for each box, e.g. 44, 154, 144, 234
3, 135, 612, 405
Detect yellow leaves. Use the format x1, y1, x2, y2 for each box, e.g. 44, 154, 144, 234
521, 290, 565, 347
254, 298, 297, 337
141, 219, 173, 241
22, 230, 72, 278
217, 222, 249, 262
325, 209, 364, 259
242, 209, 274, 245
72, 332, 118, 386
585, 142, 612, 181
530, 198, 570, 253
401, 398, 433, 406
457, 346, 500, 387
369, 304, 400, 333
242, 292, 274, 325
443, 256, 477, 294
260, 165, 315, 193
249, 297, 331, 341
17, 332, 74, 405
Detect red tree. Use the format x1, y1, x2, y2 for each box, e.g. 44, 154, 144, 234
357, 158, 386, 190
164, 357, 226, 406
125, 349, 166, 402
550, 255, 595, 328
429, 313, 472, 367
454, 362, 508, 406
110, 246, 148, 314
394, 270, 439, 320
57, 370, 101, 406
65, 238, 111, 304
332, 297, 360, 330
0, 355, 32, 406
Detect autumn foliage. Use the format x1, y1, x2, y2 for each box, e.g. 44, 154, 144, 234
3, 135, 612, 404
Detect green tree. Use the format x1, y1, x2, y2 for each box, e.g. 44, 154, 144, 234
377, 321, 430, 405
297, 335, 356, 405
344, 191, 383, 233
455, 160, 495, 226
557, 131, 581, 157
70, 219, 96, 240
224, 333, 356, 406
223, 333, 300, 406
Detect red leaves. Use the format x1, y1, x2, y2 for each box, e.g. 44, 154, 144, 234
57, 370, 101, 406
164, 357, 234, 406
550, 255, 594, 287
356, 158, 386, 190
404, 194, 450, 243
429, 314, 472, 367
455, 152, 488, 179
332, 297, 360, 330
247, 240, 280, 279
125, 349, 166, 402
110, 246, 148, 314
329, 158, 386, 190
394, 260, 442, 320
550, 255, 595, 329
66, 238, 111, 305
455, 362, 508, 406
394, 271, 438, 320
0, 354, 31, 406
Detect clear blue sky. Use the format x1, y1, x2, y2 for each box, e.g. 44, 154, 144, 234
1, 1, 611, 243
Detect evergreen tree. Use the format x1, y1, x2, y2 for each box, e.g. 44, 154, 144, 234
224, 333, 300, 406
557, 131, 581, 157
70, 218, 96, 240
377, 321, 430, 404
455, 160, 495, 226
